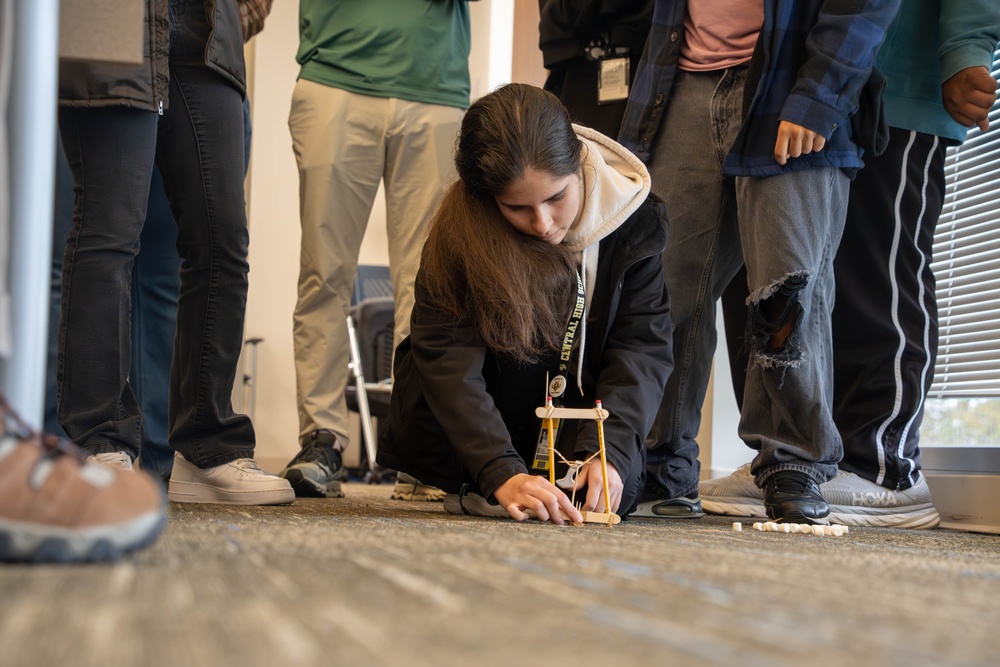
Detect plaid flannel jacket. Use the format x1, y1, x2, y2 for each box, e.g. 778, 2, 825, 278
618, 0, 901, 177
237, 0, 274, 42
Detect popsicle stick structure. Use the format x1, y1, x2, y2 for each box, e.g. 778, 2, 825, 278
535, 399, 619, 526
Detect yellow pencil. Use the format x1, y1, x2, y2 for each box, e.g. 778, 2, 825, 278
595, 400, 612, 523
546, 397, 556, 486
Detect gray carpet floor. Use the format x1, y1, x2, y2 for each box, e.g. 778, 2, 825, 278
1, 483, 998, 667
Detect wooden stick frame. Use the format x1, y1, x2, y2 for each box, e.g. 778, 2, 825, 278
535, 401, 620, 526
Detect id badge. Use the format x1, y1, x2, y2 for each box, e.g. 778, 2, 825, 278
598, 57, 630, 104
531, 418, 560, 472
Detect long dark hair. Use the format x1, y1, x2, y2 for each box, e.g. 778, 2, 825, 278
421, 83, 583, 363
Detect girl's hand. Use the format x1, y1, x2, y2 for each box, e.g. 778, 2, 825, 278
774, 120, 827, 166
575, 460, 623, 514
494, 473, 583, 525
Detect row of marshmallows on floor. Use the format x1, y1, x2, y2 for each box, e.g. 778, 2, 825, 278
733, 521, 848, 537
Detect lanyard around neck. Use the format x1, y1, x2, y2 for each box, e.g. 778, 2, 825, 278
548, 270, 585, 402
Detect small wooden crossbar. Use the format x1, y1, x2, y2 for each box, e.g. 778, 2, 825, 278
534, 406, 609, 421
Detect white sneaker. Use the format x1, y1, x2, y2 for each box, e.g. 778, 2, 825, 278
85, 451, 135, 473
699, 463, 766, 518
167, 452, 294, 505
823, 470, 940, 529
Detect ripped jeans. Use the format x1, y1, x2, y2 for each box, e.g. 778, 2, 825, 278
644, 68, 847, 496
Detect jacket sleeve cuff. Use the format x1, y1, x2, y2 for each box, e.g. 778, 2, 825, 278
940, 43, 998, 84
574, 438, 634, 493
478, 457, 530, 501
779, 94, 846, 140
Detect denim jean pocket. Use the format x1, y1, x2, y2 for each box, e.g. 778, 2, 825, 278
168, 0, 210, 63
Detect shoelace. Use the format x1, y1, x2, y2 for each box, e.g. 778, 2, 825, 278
1, 395, 87, 463
1, 396, 99, 489
233, 458, 265, 473
292, 437, 340, 475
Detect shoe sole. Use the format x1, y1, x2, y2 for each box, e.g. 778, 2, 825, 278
632, 498, 705, 519
766, 507, 830, 525
827, 504, 940, 529
0, 510, 167, 563
167, 481, 295, 505
391, 483, 445, 502
283, 469, 345, 499
702, 498, 767, 519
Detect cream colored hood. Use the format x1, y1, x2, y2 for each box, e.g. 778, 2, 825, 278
562, 124, 651, 253
559, 125, 650, 396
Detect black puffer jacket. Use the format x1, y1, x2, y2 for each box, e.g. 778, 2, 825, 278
58, 0, 246, 112
378, 197, 673, 500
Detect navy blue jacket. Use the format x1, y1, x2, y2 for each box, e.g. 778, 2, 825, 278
619, 0, 900, 177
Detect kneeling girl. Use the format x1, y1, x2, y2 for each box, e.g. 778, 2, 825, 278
378, 83, 672, 524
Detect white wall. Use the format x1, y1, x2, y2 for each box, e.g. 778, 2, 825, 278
708, 304, 754, 476
241, 1, 512, 468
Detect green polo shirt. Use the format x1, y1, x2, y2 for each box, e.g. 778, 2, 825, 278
297, 0, 472, 110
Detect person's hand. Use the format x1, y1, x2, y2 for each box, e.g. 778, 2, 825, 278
774, 121, 827, 166
574, 460, 624, 514
942, 66, 998, 132
494, 473, 583, 525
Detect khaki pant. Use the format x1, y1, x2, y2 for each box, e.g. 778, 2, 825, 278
288, 80, 463, 448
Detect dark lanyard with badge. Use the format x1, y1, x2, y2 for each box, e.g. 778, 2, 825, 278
585, 36, 631, 105
531, 271, 586, 473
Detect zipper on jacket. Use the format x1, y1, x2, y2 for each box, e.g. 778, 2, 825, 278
158, 100, 164, 116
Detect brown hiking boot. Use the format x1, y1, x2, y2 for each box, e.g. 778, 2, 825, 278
0, 396, 166, 563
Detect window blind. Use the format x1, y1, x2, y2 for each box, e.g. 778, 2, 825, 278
929, 49, 1000, 397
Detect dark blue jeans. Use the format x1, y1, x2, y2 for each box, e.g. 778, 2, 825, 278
56, 0, 254, 468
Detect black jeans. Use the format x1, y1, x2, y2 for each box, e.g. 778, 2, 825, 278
56, 0, 254, 468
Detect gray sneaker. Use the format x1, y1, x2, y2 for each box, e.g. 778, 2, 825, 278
699, 463, 767, 518
700, 463, 941, 529
824, 470, 940, 529
391, 472, 445, 501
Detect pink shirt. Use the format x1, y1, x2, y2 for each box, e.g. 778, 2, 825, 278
678, 0, 765, 71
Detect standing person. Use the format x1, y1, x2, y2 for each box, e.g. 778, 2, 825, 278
705, 0, 1000, 528
45, 1, 272, 483
538, 0, 653, 137
377, 83, 673, 523
281, 0, 474, 500
0, 4, 165, 561
57, 0, 293, 505
619, 0, 899, 523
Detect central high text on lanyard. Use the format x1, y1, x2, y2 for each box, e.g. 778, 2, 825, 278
532, 270, 585, 473
549, 270, 586, 400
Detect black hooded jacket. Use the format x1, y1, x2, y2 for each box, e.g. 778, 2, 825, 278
377, 196, 673, 500
538, 0, 654, 68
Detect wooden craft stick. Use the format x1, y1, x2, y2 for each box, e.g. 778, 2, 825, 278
559, 510, 621, 525
534, 406, 610, 421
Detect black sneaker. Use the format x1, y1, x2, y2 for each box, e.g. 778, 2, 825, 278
632, 491, 705, 519
762, 470, 829, 523
279, 430, 345, 498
